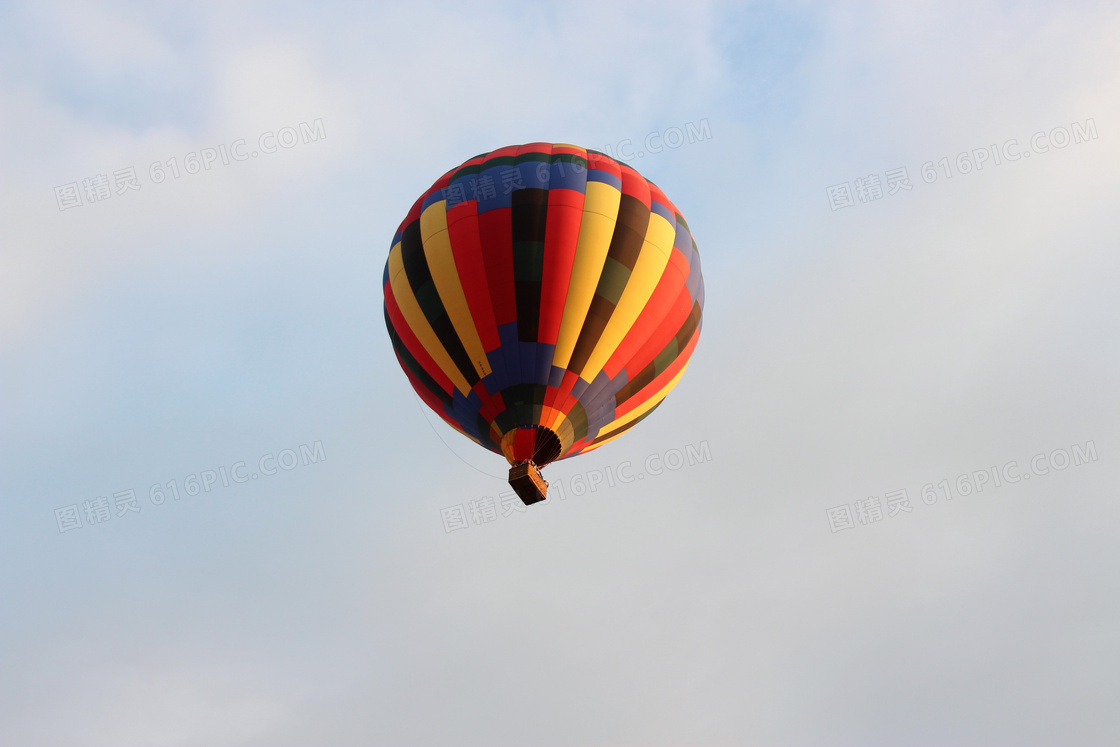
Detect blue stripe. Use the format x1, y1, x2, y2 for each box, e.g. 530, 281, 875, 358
587, 169, 622, 190
497, 323, 523, 389
548, 160, 588, 193
421, 190, 446, 212
547, 365, 567, 389
650, 199, 675, 225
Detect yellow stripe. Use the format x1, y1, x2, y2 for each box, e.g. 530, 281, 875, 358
581, 433, 620, 452
596, 361, 688, 437
499, 429, 519, 464
552, 180, 622, 368
388, 240, 472, 396
539, 405, 562, 432
419, 200, 492, 379
539, 406, 576, 456
493, 407, 577, 463
580, 211, 676, 381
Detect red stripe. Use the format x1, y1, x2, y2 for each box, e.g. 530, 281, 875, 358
615, 326, 699, 419
476, 391, 508, 440
549, 369, 583, 436
473, 380, 503, 423
486, 145, 520, 161
396, 194, 424, 238
463, 156, 488, 168
397, 351, 454, 427
384, 281, 455, 397
602, 246, 690, 379
542, 382, 563, 412
538, 187, 585, 344
552, 144, 586, 158
622, 280, 695, 380
619, 164, 652, 208
477, 207, 516, 326
567, 437, 592, 456
517, 142, 554, 158
397, 171, 456, 236
646, 182, 677, 217
447, 201, 501, 351
513, 427, 537, 462
587, 151, 622, 177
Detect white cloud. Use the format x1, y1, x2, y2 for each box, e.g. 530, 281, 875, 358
2, 2, 1118, 745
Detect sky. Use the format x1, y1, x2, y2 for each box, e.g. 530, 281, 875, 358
1, 1, 1118, 745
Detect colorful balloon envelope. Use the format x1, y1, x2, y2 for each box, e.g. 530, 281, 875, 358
382, 143, 704, 503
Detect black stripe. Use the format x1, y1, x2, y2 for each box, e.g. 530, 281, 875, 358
385, 307, 453, 407
512, 188, 549, 342
399, 219, 480, 388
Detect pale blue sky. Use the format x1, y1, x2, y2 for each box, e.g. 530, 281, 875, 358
1, 2, 1118, 745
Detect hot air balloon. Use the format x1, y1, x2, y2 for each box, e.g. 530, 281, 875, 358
383, 143, 704, 504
